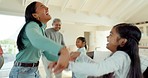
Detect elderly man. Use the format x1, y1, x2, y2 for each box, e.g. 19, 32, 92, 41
42, 18, 65, 78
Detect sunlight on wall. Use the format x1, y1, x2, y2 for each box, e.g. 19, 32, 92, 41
96, 31, 110, 51
0, 14, 24, 40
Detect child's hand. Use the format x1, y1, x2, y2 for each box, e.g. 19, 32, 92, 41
48, 62, 57, 70
69, 52, 80, 61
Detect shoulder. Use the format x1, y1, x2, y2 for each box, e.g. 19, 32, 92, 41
111, 51, 130, 61
45, 28, 53, 32
58, 31, 63, 36
27, 21, 39, 26
77, 47, 86, 52
25, 21, 40, 29
105, 51, 131, 68
25, 21, 41, 34
59, 32, 63, 36
113, 51, 129, 57
46, 28, 52, 30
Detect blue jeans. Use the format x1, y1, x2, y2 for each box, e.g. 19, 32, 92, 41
9, 66, 40, 78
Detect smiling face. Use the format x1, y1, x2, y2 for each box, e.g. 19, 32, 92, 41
76, 39, 85, 48
32, 2, 51, 24
106, 27, 121, 52
52, 21, 61, 31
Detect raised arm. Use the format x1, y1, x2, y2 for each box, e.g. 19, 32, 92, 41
25, 22, 63, 57
68, 51, 130, 76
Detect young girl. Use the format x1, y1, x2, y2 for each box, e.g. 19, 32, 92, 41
68, 23, 143, 78
70, 37, 88, 78
75, 37, 87, 55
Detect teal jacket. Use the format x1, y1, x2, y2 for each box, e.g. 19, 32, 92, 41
16, 21, 62, 63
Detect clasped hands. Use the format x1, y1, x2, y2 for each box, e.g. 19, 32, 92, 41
48, 47, 80, 74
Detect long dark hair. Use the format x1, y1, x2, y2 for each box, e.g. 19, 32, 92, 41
17, 1, 42, 51
114, 23, 143, 78
77, 37, 87, 50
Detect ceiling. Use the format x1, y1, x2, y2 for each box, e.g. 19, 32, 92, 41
0, 0, 148, 26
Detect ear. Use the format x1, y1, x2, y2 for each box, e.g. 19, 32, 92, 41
32, 13, 39, 20
83, 42, 86, 45
119, 38, 127, 47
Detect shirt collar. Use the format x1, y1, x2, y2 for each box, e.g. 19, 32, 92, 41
41, 23, 47, 29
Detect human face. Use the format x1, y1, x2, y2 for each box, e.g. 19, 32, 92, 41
106, 27, 121, 52
33, 2, 51, 24
76, 39, 84, 48
53, 21, 61, 31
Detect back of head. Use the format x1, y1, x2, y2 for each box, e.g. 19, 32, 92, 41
113, 23, 143, 78
114, 23, 141, 44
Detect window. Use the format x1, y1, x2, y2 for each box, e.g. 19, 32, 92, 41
0, 14, 24, 77
147, 26, 148, 36
139, 27, 144, 36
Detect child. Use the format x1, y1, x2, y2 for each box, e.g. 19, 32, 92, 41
68, 23, 143, 78
70, 37, 88, 78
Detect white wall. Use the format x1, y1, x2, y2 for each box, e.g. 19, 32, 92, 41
58, 23, 98, 51
96, 26, 112, 51
137, 24, 148, 47
96, 31, 110, 51
52, 23, 113, 52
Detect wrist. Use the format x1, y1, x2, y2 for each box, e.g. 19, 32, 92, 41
60, 47, 68, 55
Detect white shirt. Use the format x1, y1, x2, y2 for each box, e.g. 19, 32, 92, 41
140, 55, 148, 73
77, 47, 86, 54
93, 51, 148, 73
73, 47, 87, 78
69, 51, 131, 78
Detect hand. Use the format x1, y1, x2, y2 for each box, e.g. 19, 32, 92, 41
69, 52, 80, 61
48, 62, 57, 70
53, 47, 70, 74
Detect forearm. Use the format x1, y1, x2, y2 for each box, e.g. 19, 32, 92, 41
43, 51, 59, 61
76, 53, 95, 63
68, 62, 102, 76
68, 51, 129, 77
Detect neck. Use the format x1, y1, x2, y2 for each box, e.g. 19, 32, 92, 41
40, 20, 48, 26
110, 49, 117, 53
53, 28, 59, 31
42, 21, 47, 24
40, 19, 49, 25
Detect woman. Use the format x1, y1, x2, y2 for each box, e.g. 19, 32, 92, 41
9, 1, 69, 78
